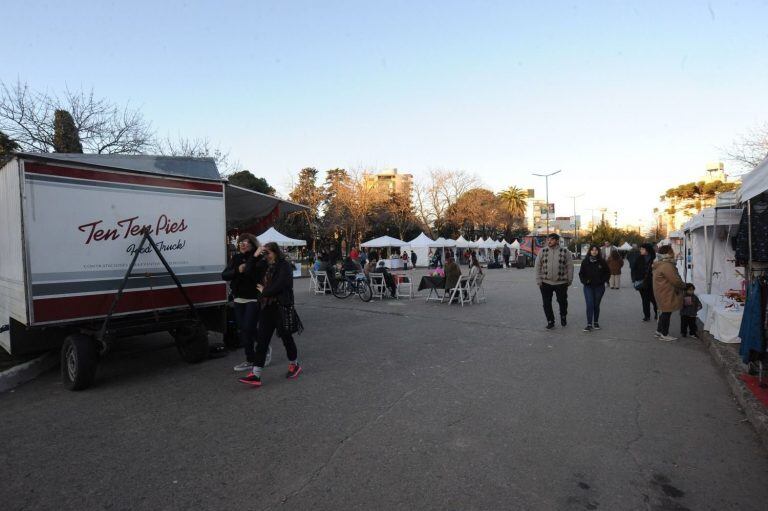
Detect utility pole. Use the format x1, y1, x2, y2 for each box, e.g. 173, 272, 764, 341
532, 170, 561, 234
568, 193, 584, 252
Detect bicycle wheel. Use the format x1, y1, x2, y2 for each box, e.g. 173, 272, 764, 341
357, 281, 373, 302
332, 279, 353, 299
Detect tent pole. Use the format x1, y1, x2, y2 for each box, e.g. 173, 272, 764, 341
748, 199, 753, 280
707, 209, 717, 294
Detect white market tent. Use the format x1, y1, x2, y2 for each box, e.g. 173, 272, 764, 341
455, 235, 473, 248
510, 240, 521, 249
619, 242, 633, 251
404, 232, 433, 267
257, 227, 306, 247
739, 155, 768, 203
683, 207, 743, 296
361, 235, 406, 248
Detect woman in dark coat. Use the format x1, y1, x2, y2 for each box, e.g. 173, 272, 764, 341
239, 242, 302, 387
222, 233, 268, 372
630, 243, 658, 322
578, 245, 611, 331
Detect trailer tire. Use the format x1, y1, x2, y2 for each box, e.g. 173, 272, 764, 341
61, 334, 99, 391
174, 324, 209, 363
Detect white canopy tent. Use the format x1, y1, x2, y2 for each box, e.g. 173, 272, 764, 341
739, 155, 768, 203
404, 232, 433, 267
455, 235, 472, 248
683, 207, 743, 296
361, 235, 406, 248
257, 227, 306, 247
619, 242, 633, 251
510, 240, 521, 249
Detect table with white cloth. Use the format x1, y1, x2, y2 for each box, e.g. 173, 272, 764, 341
697, 294, 744, 344
384, 258, 404, 270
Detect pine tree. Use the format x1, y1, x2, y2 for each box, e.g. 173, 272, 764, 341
53, 110, 83, 153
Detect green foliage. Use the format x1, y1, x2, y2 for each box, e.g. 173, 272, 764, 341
52, 110, 83, 153
662, 180, 737, 201
228, 170, 276, 195
580, 220, 645, 247
0, 130, 19, 158
498, 186, 528, 217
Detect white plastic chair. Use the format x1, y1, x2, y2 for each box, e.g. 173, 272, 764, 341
470, 273, 486, 303
443, 275, 470, 306
369, 273, 386, 300
395, 273, 413, 299
314, 270, 331, 295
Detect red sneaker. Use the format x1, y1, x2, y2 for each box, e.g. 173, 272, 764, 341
286, 363, 302, 379
238, 372, 262, 386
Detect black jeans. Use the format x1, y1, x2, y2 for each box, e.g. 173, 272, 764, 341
657, 311, 672, 336
233, 301, 260, 363
540, 283, 568, 323
681, 315, 698, 336
639, 287, 658, 320
255, 304, 298, 368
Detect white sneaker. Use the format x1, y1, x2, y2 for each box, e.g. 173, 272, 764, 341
233, 361, 251, 371
653, 331, 662, 338
659, 335, 678, 342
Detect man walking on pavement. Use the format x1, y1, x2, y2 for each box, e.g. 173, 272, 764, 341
535, 233, 574, 329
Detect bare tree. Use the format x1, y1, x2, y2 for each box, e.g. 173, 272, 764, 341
154, 134, 238, 175
413, 169, 480, 234
0, 80, 154, 154
721, 122, 768, 170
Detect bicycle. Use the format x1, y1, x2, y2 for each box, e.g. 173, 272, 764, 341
332, 272, 373, 302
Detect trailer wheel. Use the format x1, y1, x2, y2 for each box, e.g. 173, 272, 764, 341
61, 334, 99, 391
174, 324, 209, 363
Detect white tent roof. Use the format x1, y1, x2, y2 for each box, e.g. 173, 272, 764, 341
361, 235, 406, 248
619, 242, 633, 251
257, 227, 306, 247
510, 240, 521, 249
429, 237, 456, 247
739, 155, 768, 202
405, 232, 434, 247
455, 235, 472, 248
668, 230, 684, 239
683, 207, 743, 232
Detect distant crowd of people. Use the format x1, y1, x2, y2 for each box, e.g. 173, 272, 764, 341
534, 234, 700, 340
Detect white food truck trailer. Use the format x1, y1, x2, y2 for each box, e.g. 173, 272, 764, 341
0, 153, 230, 390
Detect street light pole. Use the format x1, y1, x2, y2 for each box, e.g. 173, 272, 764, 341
568, 193, 584, 251
532, 170, 561, 234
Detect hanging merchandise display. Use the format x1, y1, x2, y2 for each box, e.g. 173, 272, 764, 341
735, 194, 768, 266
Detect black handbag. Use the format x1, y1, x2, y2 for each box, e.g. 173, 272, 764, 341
279, 304, 304, 335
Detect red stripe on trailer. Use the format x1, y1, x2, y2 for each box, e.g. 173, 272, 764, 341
24, 163, 223, 193
32, 283, 227, 323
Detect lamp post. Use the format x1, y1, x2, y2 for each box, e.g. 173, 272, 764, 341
568, 193, 584, 252
532, 170, 561, 234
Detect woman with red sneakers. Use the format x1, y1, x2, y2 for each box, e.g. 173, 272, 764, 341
239, 242, 302, 387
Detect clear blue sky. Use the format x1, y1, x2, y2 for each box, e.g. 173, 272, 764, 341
5, 0, 768, 226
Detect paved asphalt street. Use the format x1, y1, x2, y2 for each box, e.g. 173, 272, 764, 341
2, 266, 768, 511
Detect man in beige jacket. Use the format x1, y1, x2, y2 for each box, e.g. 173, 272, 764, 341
534, 233, 574, 329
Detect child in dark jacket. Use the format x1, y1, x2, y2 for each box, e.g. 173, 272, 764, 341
680, 283, 703, 338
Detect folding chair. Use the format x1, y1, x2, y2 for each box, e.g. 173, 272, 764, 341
443, 275, 470, 306
309, 269, 319, 293
314, 270, 331, 295
395, 273, 413, 299
470, 273, 486, 303
369, 273, 386, 300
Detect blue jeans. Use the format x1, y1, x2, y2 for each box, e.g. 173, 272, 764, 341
583, 285, 606, 325
233, 301, 260, 363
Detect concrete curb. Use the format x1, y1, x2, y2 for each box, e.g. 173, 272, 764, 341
699, 329, 768, 452
0, 351, 58, 393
